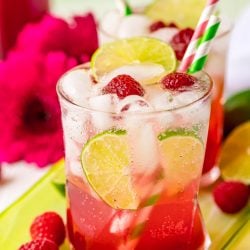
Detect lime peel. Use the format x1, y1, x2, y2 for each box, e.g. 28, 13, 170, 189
158, 128, 202, 143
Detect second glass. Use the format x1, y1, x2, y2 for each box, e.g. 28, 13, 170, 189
99, 7, 231, 185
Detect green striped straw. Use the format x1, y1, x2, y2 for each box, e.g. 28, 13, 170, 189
188, 15, 221, 74
116, 0, 133, 16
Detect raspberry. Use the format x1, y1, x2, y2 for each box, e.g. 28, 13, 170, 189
149, 21, 166, 32
170, 28, 194, 60
149, 21, 178, 32
161, 72, 196, 91
102, 74, 145, 99
19, 239, 58, 250
213, 181, 249, 214
30, 212, 66, 246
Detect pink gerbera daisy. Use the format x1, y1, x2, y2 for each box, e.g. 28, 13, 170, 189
0, 51, 77, 167
0, 12, 98, 167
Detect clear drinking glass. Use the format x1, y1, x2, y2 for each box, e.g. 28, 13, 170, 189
57, 65, 213, 250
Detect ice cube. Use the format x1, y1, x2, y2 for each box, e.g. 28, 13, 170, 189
174, 91, 202, 107
146, 85, 176, 110
69, 160, 85, 180
99, 10, 122, 44
146, 85, 176, 130
130, 123, 159, 175
61, 69, 92, 106
89, 94, 119, 131
100, 10, 122, 37
150, 27, 179, 43
110, 212, 133, 235
64, 112, 89, 144
64, 136, 81, 162
116, 95, 153, 113
149, 92, 175, 111
117, 14, 151, 38
99, 63, 166, 85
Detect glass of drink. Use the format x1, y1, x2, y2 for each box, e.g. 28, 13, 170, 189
57, 36, 213, 249
98, 1, 231, 185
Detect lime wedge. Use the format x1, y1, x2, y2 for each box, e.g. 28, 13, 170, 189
158, 129, 204, 194
81, 129, 139, 210
91, 37, 176, 81
224, 89, 250, 137
145, 0, 206, 29
220, 121, 250, 184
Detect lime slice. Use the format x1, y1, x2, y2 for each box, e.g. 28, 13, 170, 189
224, 89, 250, 137
81, 129, 139, 210
91, 37, 176, 81
220, 121, 250, 184
158, 129, 204, 194
145, 0, 206, 29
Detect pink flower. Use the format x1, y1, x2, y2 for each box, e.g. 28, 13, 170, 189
0, 51, 77, 167
0, 12, 98, 167
15, 13, 99, 62
68, 14, 99, 63
15, 15, 69, 53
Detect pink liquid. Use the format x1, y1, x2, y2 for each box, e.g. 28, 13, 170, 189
202, 76, 224, 182
0, 0, 48, 58
67, 175, 207, 250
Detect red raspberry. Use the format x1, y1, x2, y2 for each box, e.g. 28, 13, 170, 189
149, 21, 166, 32
149, 21, 178, 32
102, 74, 145, 99
213, 181, 249, 214
30, 212, 66, 246
170, 28, 194, 60
19, 239, 58, 250
161, 72, 196, 91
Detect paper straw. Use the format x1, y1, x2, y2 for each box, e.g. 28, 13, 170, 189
188, 15, 221, 74
115, 0, 133, 16
178, 0, 220, 72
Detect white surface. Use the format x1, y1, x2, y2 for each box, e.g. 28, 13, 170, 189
0, 162, 49, 213
226, 6, 250, 95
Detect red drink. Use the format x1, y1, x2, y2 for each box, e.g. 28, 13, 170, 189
203, 77, 224, 175
201, 27, 231, 185
67, 176, 208, 250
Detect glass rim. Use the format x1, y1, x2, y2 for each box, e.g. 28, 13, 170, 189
99, 9, 231, 40
57, 64, 213, 116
